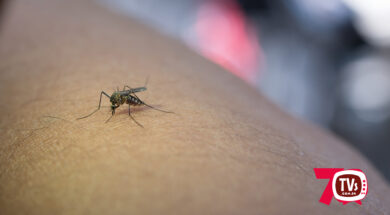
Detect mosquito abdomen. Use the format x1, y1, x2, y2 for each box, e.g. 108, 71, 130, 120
126, 95, 144, 106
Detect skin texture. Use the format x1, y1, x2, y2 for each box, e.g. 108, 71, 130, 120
0, 0, 389, 214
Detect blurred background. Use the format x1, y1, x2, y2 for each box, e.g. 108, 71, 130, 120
99, 0, 390, 181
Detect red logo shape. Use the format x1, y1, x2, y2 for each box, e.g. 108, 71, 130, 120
313, 168, 368, 205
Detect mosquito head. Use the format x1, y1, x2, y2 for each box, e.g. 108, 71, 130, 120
110, 93, 120, 114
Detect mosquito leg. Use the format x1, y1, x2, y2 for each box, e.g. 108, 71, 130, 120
142, 102, 174, 114
77, 91, 110, 120
105, 114, 113, 123
128, 105, 144, 128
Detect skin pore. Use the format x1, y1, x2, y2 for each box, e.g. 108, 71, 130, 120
0, 0, 389, 214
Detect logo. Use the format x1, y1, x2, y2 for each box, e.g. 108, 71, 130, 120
314, 168, 368, 205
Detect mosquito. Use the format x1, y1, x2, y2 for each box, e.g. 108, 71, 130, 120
77, 84, 172, 127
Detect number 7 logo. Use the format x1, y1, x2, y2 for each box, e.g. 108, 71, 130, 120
314, 168, 367, 205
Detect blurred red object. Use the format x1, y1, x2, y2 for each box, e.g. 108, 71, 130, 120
195, 0, 263, 83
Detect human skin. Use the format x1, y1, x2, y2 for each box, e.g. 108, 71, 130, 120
0, 0, 389, 214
